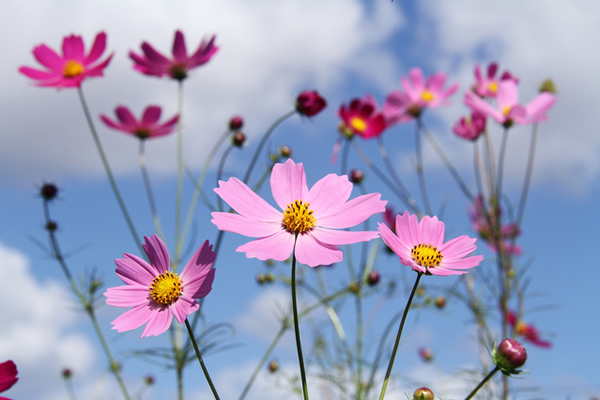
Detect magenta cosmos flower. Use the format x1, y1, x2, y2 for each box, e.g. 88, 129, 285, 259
472, 62, 517, 98
338, 95, 389, 139
0, 360, 18, 400
378, 211, 483, 276
453, 110, 486, 141
464, 80, 557, 127
211, 159, 386, 267
384, 67, 459, 121
19, 31, 113, 89
296, 90, 327, 117
130, 30, 218, 81
100, 105, 179, 139
104, 235, 216, 338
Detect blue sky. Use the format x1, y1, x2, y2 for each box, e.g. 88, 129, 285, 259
1, 1, 599, 399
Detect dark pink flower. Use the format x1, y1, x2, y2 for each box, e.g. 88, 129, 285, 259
19, 32, 113, 88
100, 106, 179, 140
384, 67, 459, 121
472, 63, 518, 98
0, 360, 18, 399
130, 30, 218, 81
452, 110, 486, 141
338, 95, 388, 139
506, 310, 552, 348
296, 91, 327, 117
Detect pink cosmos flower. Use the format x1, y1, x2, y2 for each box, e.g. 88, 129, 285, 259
19, 32, 113, 88
129, 30, 218, 81
104, 235, 216, 338
0, 360, 18, 400
100, 105, 179, 140
506, 310, 552, 348
472, 62, 518, 98
384, 67, 459, 121
378, 211, 483, 276
464, 80, 557, 127
211, 159, 386, 267
338, 95, 388, 139
452, 110, 486, 141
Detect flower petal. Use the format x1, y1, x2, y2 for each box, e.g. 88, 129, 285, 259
316, 193, 386, 229
310, 227, 378, 246
236, 230, 295, 262
294, 234, 342, 267
142, 105, 162, 125
62, 34, 85, 61
419, 215, 444, 247
141, 306, 173, 337
171, 296, 199, 324
86, 32, 107, 65
105, 285, 149, 307
142, 235, 171, 274
32, 44, 63, 71
180, 240, 216, 297
211, 212, 282, 238
115, 253, 157, 286
172, 30, 188, 61
271, 159, 309, 210
110, 303, 153, 333
306, 173, 352, 216
0, 361, 18, 393
214, 177, 281, 221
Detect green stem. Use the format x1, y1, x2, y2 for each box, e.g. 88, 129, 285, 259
464, 366, 499, 400
378, 272, 422, 400
291, 235, 310, 400
516, 123, 538, 226
377, 136, 417, 205
415, 119, 432, 215
175, 81, 185, 266
496, 127, 510, 205
216, 143, 235, 212
77, 88, 143, 254
185, 319, 221, 399
139, 140, 165, 240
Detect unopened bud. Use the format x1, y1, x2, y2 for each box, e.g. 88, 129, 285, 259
493, 338, 527, 373
434, 296, 446, 309
413, 387, 434, 400
40, 183, 59, 201
256, 274, 266, 285
367, 270, 380, 286
418, 347, 434, 362
279, 146, 292, 158
229, 116, 244, 130
539, 79, 557, 94
268, 360, 279, 373
144, 375, 155, 385
62, 368, 72, 379
232, 132, 246, 147
46, 221, 58, 231
349, 282, 360, 294
350, 169, 364, 184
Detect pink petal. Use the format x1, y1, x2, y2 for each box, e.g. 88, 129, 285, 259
100, 114, 126, 132
317, 193, 386, 229
152, 114, 179, 137
474, 65, 483, 83
32, 44, 64, 71
110, 303, 153, 333
192, 268, 215, 298
419, 215, 445, 247
140, 42, 170, 66
142, 106, 162, 125
236, 230, 295, 262
86, 32, 107, 65
105, 285, 150, 307
84, 54, 113, 77
270, 159, 309, 210
180, 240, 216, 297
464, 91, 504, 123
426, 72, 447, 92
306, 173, 352, 216
441, 255, 483, 270
439, 235, 477, 259
171, 296, 199, 324
310, 227, 379, 246
142, 234, 171, 274
211, 212, 282, 238
378, 222, 412, 261
214, 177, 281, 221
172, 30, 188, 61
0, 361, 18, 392
294, 234, 342, 267
18, 66, 58, 80
115, 253, 158, 286
497, 80, 519, 109
487, 63, 498, 79
408, 68, 425, 91
141, 306, 173, 337
429, 267, 467, 276
189, 36, 218, 66
395, 212, 420, 248
62, 34, 85, 61
524, 92, 557, 122
114, 106, 137, 127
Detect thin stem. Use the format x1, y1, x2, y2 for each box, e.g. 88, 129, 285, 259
464, 366, 499, 400
291, 235, 310, 400
216, 143, 235, 212
340, 138, 351, 175
378, 272, 422, 400
483, 129, 496, 199
516, 123, 538, 225
377, 136, 418, 205
415, 119, 432, 215
139, 140, 165, 240
185, 319, 220, 399
77, 88, 143, 254
473, 142, 485, 199
496, 127, 511, 205
243, 109, 296, 184
175, 81, 185, 267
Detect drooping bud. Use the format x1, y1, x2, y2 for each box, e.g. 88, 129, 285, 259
229, 115, 244, 130
413, 387, 434, 400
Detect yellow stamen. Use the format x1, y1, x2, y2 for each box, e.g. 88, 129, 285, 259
63, 60, 85, 78
282, 199, 316, 233
488, 82, 498, 93
421, 90, 434, 102
149, 271, 182, 305
515, 321, 528, 336
411, 243, 444, 268
350, 117, 367, 133
502, 106, 512, 116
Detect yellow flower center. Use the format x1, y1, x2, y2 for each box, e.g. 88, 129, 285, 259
350, 117, 367, 133
149, 271, 182, 305
502, 106, 512, 116
421, 90, 435, 102
488, 82, 498, 93
515, 321, 528, 336
63, 60, 85, 78
411, 243, 444, 268
282, 199, 316, 233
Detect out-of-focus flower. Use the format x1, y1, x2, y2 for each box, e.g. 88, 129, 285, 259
378, 211, 483, 276
104, 235, 216, 338
452, 110, 486, 141
472, 63, 517, 98
130, 30, 218, 81
418, 347, 434, 362
229, 116, 244, 131
385, 67, 459, 121
19, 32, 113, 88
100, 106, 179, 140
338, 95, 389, 139
0, 360, 18, 398
493, 338, 527, 374
296, 91, 327, 117
413, 387, 435, 400
464, 80, 557, 127
211, 159, 386, 267
506, 310, 552, 348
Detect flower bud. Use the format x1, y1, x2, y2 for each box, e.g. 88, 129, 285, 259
279, 146, 292, 158
367, 270, 380, 286
265, 272, 275, 283
493, 338, 527, 373
539, 79, 557, 94
62, 368, 72, 379
349, 282, 360, 294
416, 287, 425, 297
232, 132, 246, 147
46, 221, 58, 231
144, 375, 155, 385
268, 360, 279, 373
418, 347, 434, 362
413, 387, 434, 400
40, 183, 59, 201
350, 169, 364, 184
434, 296, 446, 309
256, 274, 266, 285
296, 90, 327, 117
229, 115, 244, 130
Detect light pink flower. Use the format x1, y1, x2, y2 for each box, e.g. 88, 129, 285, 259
378, 211, 483, 276
472, 62, 518, 98
0, 360, 18, 400
100, 105, 179, 139
211, 159, 386, 267
452, 110, 486, 141
19, 32, 113, 89
338, 95, 389, 139
129, 30, 218, 81
104, 235, 216, 338
384, 67, 459, 121
464, 80, 557, 127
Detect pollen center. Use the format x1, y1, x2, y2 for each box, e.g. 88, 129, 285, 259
421, 90, 435, 102
282, 199, 316, 233
502, 106, 512, 116
488, 82, 498, 93
63, 60, 85, 78
350, 117, 367, 133
411, 243, 444, 268
149, 271, 182, 305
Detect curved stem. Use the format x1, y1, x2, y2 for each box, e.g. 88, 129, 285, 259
185, 319, 221, 399
377, 136, 418, 205
139, 140, 165, 240
464, 366, 499, 400
415, 119, 432, 215
473, 142, 485, 198
291, 235, 310, 400
378, 272, 422, 400
77, 88, 143, 254
496, 127, 510, 205
175, 81, 185, 267
516, 123, 538, 225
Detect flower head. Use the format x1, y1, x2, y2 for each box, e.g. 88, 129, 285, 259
100, 106, 179, 140
338, 95, 388, 139
296, 91, 327, 117
130, 30, 218, 80
378, 211, 483, 276
0, 360, 18, 398
453, 110, 487, 141
19, 32, 113, 89
472, 63, 518, 98
211, 159, 386, 267
385, 68, 458, 121
104, 235, 216, 337
506, 310, 552, 348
